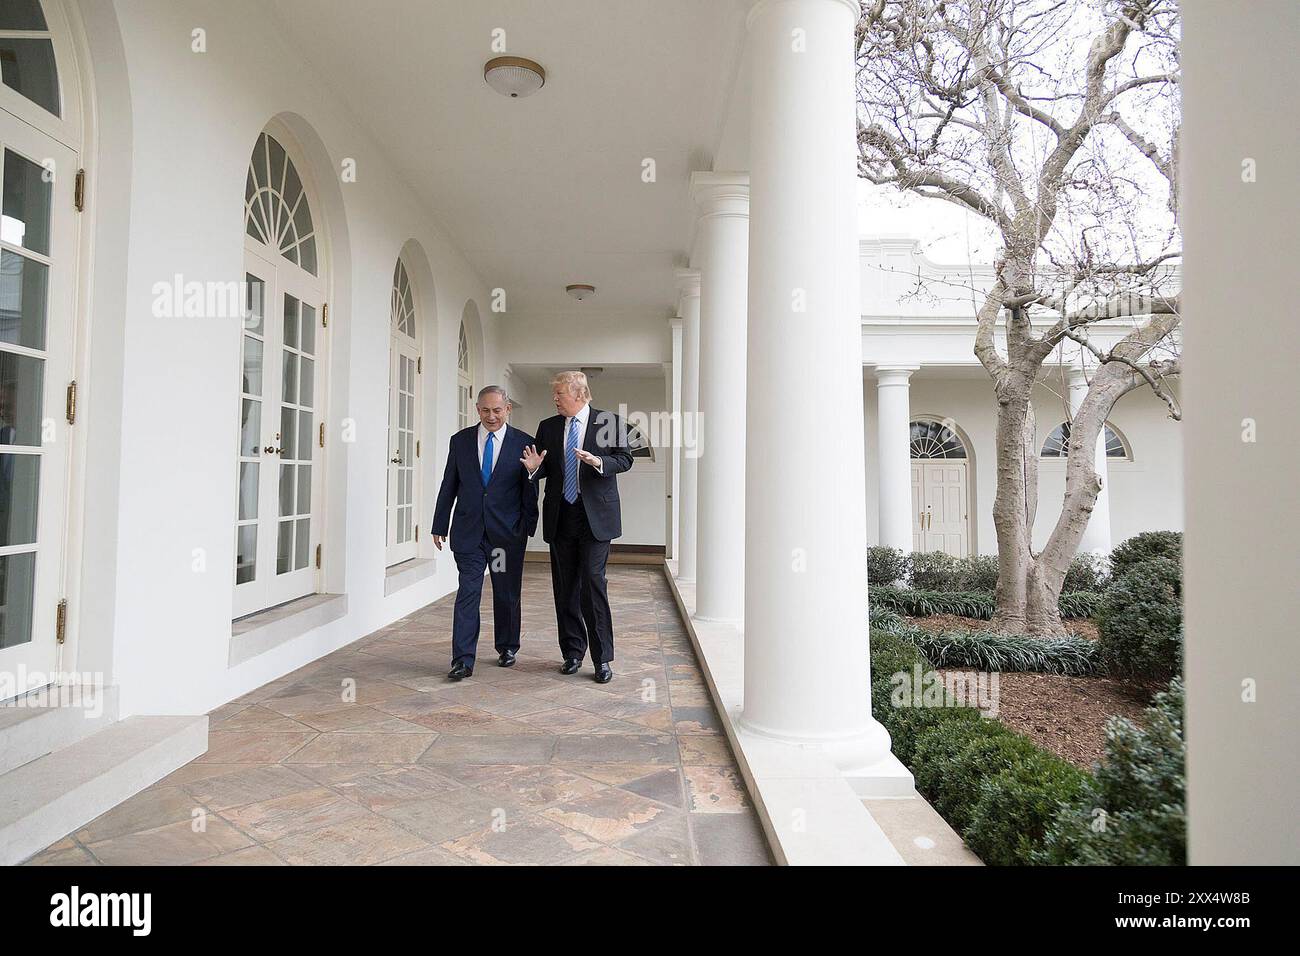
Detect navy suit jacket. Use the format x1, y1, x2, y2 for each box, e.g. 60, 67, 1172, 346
432, 424, 538, 553
530, 408, 634, 543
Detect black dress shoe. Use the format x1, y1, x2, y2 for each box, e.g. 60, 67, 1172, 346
594, 663, 613, 684
447, 662, 473, 681
560, 659, 582, 676
498, 650, 517, 668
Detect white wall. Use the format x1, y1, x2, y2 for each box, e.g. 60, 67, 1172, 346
81, 0, 505, 715
863, 372, 1184, 556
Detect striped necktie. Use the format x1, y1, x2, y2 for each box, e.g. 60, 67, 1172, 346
481, 431, 494, 487
563, 418, 580, 503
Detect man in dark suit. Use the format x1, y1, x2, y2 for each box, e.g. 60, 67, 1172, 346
520, 371, 633, 683
432, 386, 538, 680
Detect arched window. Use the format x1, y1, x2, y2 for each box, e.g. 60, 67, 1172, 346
0, 1, 61, 116
1040, 421, 1131, 460
386, 258, 420, 566
457, 322, 472, 429
909, 419, 967, 459
235, 129, 327, 617
244, 132, 317, 275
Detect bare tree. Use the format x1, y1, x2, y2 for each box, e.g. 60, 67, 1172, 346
857, 0, 1182, 635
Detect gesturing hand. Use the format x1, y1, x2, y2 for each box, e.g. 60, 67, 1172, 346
575, 449, 601, 468
521, 444, 547, 472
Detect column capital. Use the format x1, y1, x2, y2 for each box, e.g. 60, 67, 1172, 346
674, 267, 701, 298
690, 171, 750, 220
874, 364, 920, 385
668, 315, 684, 331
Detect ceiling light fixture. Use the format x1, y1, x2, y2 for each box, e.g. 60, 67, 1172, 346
483, 56, 546, 98
566, 284, 596, 300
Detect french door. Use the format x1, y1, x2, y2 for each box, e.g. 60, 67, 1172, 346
234, 245, 325, 618
0, 114, 77, 689
385, 342, 419, 565
911, 460, 969, 557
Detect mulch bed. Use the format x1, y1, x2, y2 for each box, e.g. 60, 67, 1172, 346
906, 612, 1146, 769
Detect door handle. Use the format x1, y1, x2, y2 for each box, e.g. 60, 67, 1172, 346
391, 456, 402, 464
263, 445, 283, 456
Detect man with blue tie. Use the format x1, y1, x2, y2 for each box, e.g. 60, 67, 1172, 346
432, 386, 538, 680
520, 371, 633, 683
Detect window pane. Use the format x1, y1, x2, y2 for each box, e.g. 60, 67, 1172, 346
0, 248, 49, 350
237, 461, 258, 521
294, 517, 310, 570
280, 406, 296, 459
239, 398, 260, 456
0, 551, 35, 649
235, 524, 257, 585
244, 274, 264, 335
0, 350, 44, 445
298, 237, 317, 276
299, 356, 313, 408
296, 463, 311, 515
241, 335, 262, 396
283, 294, 298, 349
276, 519, 292, 574
2, 149, 53, 255
0, 38, 60, 116
0, 0, 50, 30
299, 304, 315, 355
279, 462, 294, 517
0, 451, 39, 545
297, 412, 312, 462
281, 349, 297, 403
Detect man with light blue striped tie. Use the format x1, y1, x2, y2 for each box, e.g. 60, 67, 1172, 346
521, 371, 634, 683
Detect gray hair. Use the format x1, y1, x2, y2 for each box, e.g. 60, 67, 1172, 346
476, 385, 510, 405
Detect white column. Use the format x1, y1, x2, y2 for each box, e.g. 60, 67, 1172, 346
875, 366, 918, 552
693, 172, 750, 623
1068, 367, 1113, 555
675, 269, 701, 582
740, 0, 894, 778
667, 317, 683, 559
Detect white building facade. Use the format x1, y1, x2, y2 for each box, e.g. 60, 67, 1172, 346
0, 0, 1186, 865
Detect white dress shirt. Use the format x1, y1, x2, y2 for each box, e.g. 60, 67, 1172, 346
477, 423, 507, 475
529, 403, 603, 478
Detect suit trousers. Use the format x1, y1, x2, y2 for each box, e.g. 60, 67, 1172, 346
451, 533, 526, 667
549, 497, 615, 665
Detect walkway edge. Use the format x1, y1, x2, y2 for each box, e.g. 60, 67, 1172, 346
663, 561, 907, 866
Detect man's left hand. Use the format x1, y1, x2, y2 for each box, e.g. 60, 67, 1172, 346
575, 449, 601, 469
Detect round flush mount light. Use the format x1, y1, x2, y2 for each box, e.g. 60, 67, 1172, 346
566, 284, 596, 300
483, 56, 546, 98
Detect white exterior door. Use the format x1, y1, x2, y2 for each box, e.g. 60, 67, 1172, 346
911, 460, 969, 557
0, 114, 77, 690
234, 246, 325, 617
385, 345, 419, 564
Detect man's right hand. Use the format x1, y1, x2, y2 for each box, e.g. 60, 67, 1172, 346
433, 534, 445, 551
521, 444, 547, 473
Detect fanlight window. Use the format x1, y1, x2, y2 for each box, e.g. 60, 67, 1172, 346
457, 324, 470, 374
1041, 422, 1129, 460
392, 260, 415, 338
909, 420, 967, 459
244, 132, 317, 275
0, 0, 61, 116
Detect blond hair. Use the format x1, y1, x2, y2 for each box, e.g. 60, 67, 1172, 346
551, 370, 592, 402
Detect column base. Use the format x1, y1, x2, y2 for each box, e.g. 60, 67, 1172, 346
693, 613, 742, 626
732, 712, 912, 797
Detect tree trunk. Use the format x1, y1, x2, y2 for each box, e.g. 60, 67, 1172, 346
990, 370, 1038, 633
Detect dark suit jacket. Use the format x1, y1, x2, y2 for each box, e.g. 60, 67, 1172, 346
530, 408, 634, 543
432, 424, 538, 553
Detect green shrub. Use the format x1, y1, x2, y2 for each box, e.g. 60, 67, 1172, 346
1097, 558, 1182, 682
1057, 590, 1103, 620
907, 550, 958, 590
1063, 552, 1110, 593
1038, 679, 1186, 865
913, 719, 1038, 830
1109, 531, 1182, 579
952, 555, 1000, 592
966, 751, 1092, 865
908, 627, 1102, 676
867, 545, 909, 588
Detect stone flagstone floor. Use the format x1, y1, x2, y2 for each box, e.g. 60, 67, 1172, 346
26, 565, 772, 866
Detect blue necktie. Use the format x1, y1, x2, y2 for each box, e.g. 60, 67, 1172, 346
564, 418, 580, 503
481, 431, 494, 488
